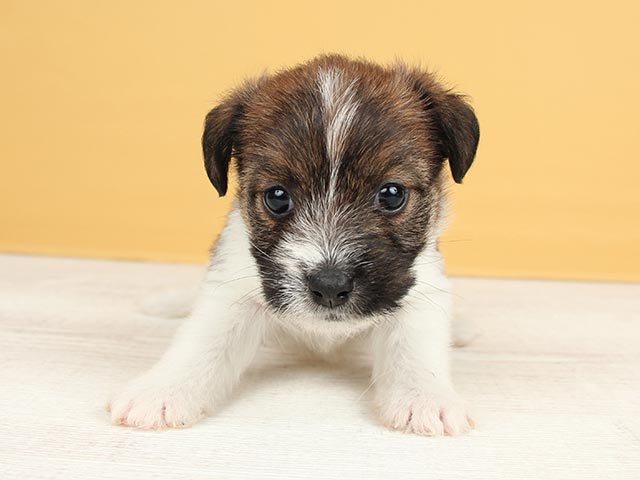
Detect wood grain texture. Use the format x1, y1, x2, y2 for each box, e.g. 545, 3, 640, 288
0, 254, 638, 479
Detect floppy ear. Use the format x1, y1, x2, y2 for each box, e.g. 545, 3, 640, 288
202, 85, 255, 196
409, 71, 480, 183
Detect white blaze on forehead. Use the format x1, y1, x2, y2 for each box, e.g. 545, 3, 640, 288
274, 70, 361, 282
317, 68, 359, 197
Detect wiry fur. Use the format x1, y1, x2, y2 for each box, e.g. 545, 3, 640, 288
109, 55, 479, 436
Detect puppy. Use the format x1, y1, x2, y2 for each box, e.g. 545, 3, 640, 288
109, 55, 480, 436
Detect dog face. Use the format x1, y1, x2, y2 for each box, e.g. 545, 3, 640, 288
202, 55, 479, 322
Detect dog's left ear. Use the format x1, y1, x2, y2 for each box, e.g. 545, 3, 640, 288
202, 81, 259, 196
407, 70, 480, 183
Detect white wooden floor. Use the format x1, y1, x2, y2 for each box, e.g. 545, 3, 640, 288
0, 254, 638, 479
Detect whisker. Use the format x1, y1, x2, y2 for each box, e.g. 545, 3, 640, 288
230, 287, 263, 306
209, 274, 261, 293
412, 279, 457, 297
438, 238, 473, 244
404, 290, 448, 316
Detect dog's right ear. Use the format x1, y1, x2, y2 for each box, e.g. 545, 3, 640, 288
202, 83, 257, 197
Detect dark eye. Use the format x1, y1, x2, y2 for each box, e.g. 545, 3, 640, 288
376, 183, 407, 212
264, 186, 293, 216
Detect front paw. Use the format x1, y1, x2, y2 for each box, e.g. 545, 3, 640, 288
108, 377, 208, 430
376, 385, 474, 436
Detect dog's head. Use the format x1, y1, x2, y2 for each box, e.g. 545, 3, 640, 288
202, 55, 479, 322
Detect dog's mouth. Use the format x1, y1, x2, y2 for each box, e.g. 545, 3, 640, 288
257, 259, 411, 320
262, 289, 366, 322
259, 276, 402, 321
314, 303, 360, 321
323, 312, 343, 322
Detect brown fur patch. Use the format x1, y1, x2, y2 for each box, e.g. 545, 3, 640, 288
202, 55, 479, 316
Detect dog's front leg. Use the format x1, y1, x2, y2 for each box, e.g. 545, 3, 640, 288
109, 210, 266, 430
370, 271, 473, 436
109, 279, 266, 429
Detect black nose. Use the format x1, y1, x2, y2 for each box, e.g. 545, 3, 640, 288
308, 269, 354, 308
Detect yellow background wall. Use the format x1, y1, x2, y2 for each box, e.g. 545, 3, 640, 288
1, 1, 639, 281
